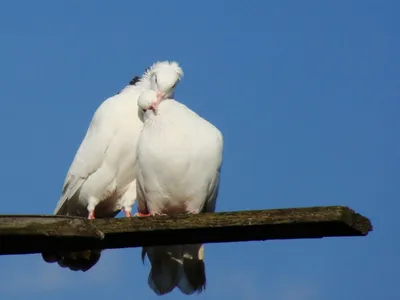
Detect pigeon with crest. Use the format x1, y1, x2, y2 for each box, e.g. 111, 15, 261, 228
42, 61, 184, 272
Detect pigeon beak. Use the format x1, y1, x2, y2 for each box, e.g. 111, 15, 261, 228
149, 91, 166, 113
156, 91, 165, 103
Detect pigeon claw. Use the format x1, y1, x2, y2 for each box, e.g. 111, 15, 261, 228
122, 208, 132, 218
134, 212, 168, 217
134, 212, 151, 217
151, 212, 168, 216
88, 211, 95, 219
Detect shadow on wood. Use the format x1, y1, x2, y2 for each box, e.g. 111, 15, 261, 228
0, 206, 373, 256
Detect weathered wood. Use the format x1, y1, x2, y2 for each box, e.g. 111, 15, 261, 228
0, 206, 372, 255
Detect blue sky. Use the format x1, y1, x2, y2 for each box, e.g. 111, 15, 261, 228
0, 1, 398, 299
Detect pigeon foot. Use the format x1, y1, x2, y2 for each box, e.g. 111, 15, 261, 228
88, 211, 95, 219
122, 208, 132, 217
134, 212, 151, 217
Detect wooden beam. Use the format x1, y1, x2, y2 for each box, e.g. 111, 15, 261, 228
0, 206, 372, 256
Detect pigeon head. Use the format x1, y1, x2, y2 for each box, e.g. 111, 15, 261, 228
138, 90, 158, 112
147, 61, 183, 104
118, 61, 183, 96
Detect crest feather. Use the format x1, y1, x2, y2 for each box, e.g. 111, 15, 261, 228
144, 61, 184, 80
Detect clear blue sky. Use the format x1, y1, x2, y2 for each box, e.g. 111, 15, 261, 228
0, 1, 398, 299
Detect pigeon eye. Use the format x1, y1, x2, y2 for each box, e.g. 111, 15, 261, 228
154, 76, 158, 84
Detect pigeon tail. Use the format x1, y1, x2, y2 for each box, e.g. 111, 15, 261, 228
143, 245, 182, 295
42, 249, 101, 272
177, 244, 206, 295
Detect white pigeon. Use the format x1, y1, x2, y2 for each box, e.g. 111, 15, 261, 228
136, 90, 223, 295
42, 61, 184, 272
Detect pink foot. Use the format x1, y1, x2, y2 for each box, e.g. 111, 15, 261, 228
88, 211, 95, 219
134, 212, 168, 217
187, 211, 199, 214
122, 208, 132, 218
134, 212, 151, 217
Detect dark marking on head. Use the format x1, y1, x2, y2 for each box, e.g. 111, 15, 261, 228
127, 63, 153, 86
116, 75, 141, 94
117, 64, 153, 94
128, 76, 141, 86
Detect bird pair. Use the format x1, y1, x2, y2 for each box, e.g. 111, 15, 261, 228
42, 60, 223, 296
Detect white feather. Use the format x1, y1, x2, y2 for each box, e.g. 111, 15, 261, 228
54, 92, 142, 217
136, 91, 223, 295
43, 61, 184, 272
55, 61, 184, 218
